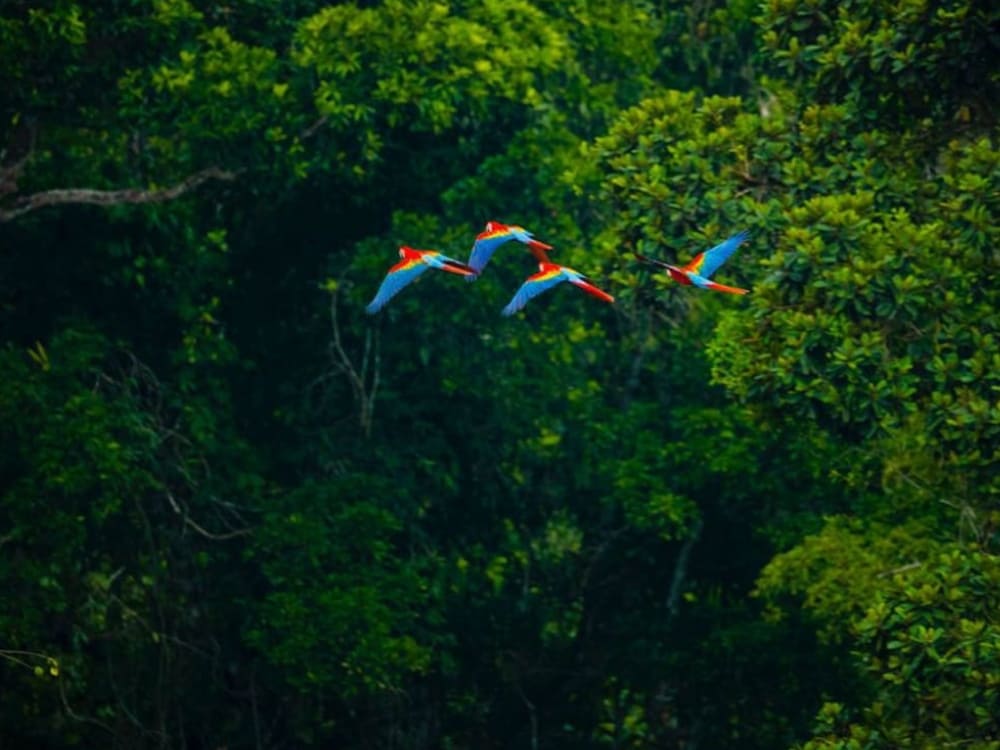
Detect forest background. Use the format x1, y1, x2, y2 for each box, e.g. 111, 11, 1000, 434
1, 0, 997, 748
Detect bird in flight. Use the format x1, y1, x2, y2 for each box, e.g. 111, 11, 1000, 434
366, 246, 475, 314
635, 231, 750, 295
501, 262, 614, 316
466, 221, 553, 278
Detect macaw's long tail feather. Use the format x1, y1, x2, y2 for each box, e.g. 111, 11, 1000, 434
572, 279, 615, 303
703, 279, 750, 295
527, 238, 553, 251
634, 252, 670, 270
528, 245, 552, 264
440, 259, 477, 276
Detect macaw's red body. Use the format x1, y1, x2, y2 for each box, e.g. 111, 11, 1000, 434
366, 246, 475, 314
636, 231, 750, 295
502, 262, 614, 316
466, 221, 554, 278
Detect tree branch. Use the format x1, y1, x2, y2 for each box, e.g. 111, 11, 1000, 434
0, 166, 238, 222
0, 152, 31, 199
165, 491, 252, 541
0, 116, 37, 199
666, 517, 703, 621
515, 681, 539, 750
876, 561, 923, 579
328, 282, 380, 438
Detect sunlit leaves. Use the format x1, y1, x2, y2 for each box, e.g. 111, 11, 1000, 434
294, 0, 568, 135
151, 0, 203, 26
798, 545, 1000, 748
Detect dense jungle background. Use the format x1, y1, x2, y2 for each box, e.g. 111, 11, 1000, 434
1, 0, 998, 747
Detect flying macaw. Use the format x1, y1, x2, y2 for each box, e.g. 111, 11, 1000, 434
635, 231, 750, 295
466, 221, 554, 278
366, 246, 475, 314
501, 262, 614, 316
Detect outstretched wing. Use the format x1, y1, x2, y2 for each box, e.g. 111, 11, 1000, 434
684, 231, 749, 279
468, 224, 554, 276
501, 268, 566, 316
467, 227, 515, 275
365, 260, 429, 313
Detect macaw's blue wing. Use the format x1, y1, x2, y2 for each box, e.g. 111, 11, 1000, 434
685, 231, 749, 279
501, 268, 566, 316
467, 232, 514, 276
365, 261, 429, 314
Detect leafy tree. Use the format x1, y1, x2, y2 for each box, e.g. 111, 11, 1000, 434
2, 0, 997, 748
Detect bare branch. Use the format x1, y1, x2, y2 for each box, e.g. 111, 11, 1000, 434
515, 681, 539, 750
666, 517, 704, 621
0, 166, 238, 222
876, 561, 923, 579
301, 115, 329, 139
621, 306, 653, 411
58, 676, 115, 736
0, 153, 30, 199
328, 282, 381, 438
0, 116, 38, 198
0, 648, 52, 671
365, 324, 381, 434
165, 492, 252, 541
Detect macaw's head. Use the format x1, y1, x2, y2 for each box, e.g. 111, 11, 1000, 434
485, 221, 505, 233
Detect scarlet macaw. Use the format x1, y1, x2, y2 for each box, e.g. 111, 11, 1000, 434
501, 262, 614, 316
366, 246, 475, 314
635, 231, 750, 294
466, 221, 554, 278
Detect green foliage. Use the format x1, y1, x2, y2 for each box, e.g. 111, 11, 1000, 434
706, 139, 999, 523
0, 327, 264, 744
756, 518, 938, 638
586, 59, 998, 519
295, 0, 567, 130
757, 0, 999, 124
578, 0, 998, 744
797, 545, 1000, 750
656, 0, 759, 94
247, 481, 431, 696
2, 0, 997, 747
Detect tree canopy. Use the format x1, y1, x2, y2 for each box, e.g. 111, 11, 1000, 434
1, 0, 997, 748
